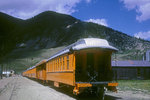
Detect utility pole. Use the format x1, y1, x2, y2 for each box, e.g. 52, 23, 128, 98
0, 65, 1, 79
0, 64, 3, 79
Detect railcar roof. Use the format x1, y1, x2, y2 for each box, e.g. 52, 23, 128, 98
47, 38, 118, 62
24, 59, 47, 72
73, 38, 118, 51
24, 65, 36, 72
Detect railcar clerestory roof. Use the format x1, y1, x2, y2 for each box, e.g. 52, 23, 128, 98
73, 38, 118, 51
47, 38, 118, 62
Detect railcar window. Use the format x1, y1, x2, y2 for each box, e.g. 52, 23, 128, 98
56, 59, 57, 71
51, 61, 52, 71
50, 62, 51, 72
50, 62, 51, 71
63, 57, 65, 70
58, 59, 59, 71
46, 63, 49, 71
53, 60, 54, 72
55, 59, 57, 71
48, 62, 49, 72
137, 68, 141, 77
67, 55, 69, 70
47, 63, 48, 72
48, 62, 50, 72
59, 58, 61, 70
58, 58, 60, 70
50, 61, 53, 71
54, 60, 55, 71
52, 61, 53, 72
49, 62, 51, 71
57, 59, 58, 71
60, 57, 62, 71
55, 60, 56, 71
58, 58, 59, 70
48, 62, 49, 71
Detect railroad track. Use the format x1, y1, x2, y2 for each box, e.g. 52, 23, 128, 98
0, 76, 19, 100
9, 77, 18, 100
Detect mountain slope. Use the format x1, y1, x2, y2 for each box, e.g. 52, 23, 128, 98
0, 11, 150, 73
0, 12, 25, 57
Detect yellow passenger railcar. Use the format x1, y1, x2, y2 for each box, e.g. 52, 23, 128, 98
23, 38, 118, 99
45, 38, 118, 99
22, 66, 36, 78
46, 53, 75, 86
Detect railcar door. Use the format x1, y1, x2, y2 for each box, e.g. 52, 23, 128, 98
75, 49, 113, 82
75, 50, 97, 82
86, 53, 97, 82
43, 63, 46, 80
87, 53, 94, 68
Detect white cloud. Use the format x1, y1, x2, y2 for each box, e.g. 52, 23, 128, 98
134, 31, 150, 40
121, 0, 150, 22
85, 18, 108, 26
85, 0, 91, 3
0, 0, 91, 19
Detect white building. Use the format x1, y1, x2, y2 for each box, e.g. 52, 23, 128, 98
2, 70, 14, 77
143, 50, 150, 61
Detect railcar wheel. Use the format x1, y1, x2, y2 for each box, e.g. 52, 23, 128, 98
96, 86, 105, 100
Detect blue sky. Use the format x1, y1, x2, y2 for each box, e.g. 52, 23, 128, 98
72, 0, 150, 40
0, 0, 150, 40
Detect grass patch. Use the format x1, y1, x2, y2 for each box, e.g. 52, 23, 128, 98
117, 80, 150, 94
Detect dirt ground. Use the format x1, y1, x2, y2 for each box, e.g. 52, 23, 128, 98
0, 76, 149, 100
105, 90, 150, 100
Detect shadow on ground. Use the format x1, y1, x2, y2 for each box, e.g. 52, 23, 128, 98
29, 78, 122, 100
105, 95, 122, 100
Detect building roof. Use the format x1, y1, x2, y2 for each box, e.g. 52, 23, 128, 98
112, 60, 150, 67
47, 38, 118, 62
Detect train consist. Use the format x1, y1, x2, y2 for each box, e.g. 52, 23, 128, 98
22, 38, 118, 99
